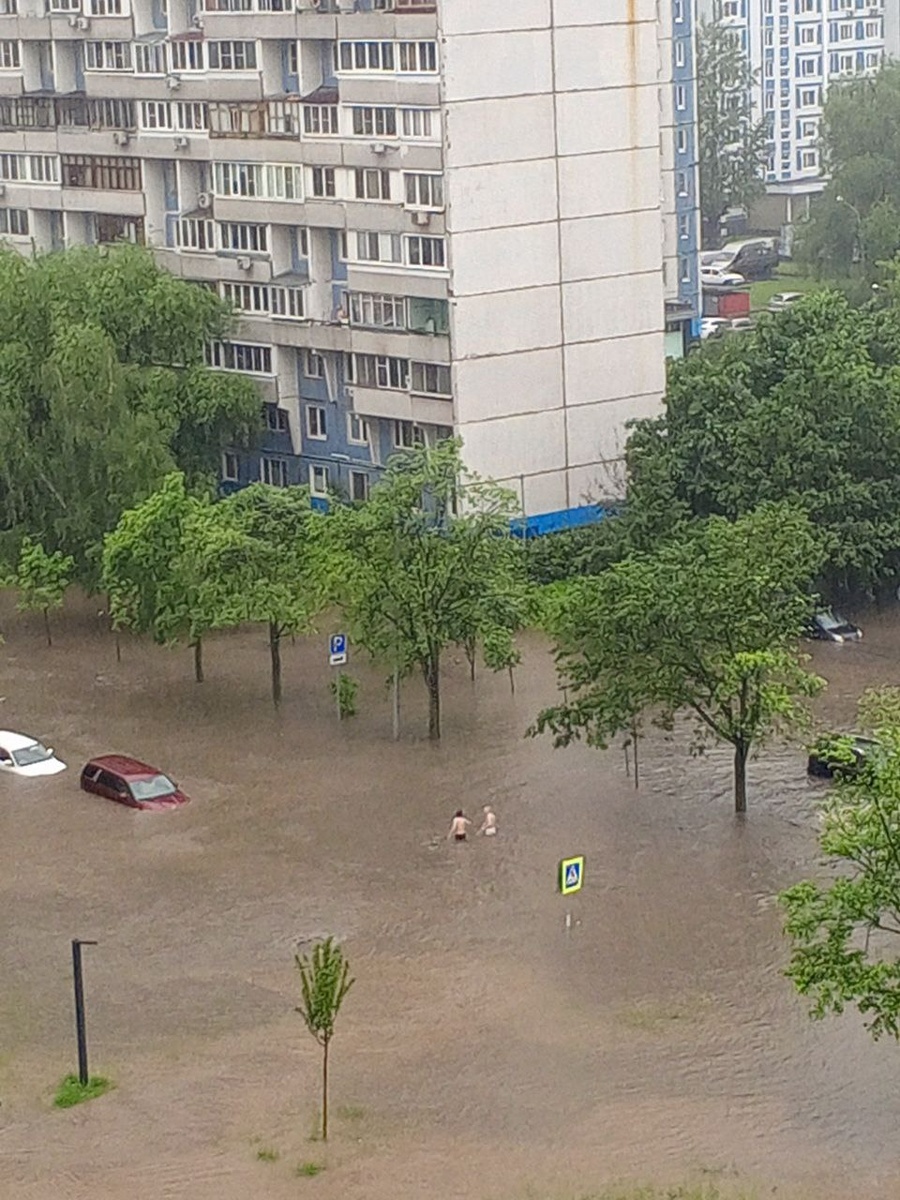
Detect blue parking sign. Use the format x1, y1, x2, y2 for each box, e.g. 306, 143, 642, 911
329, 634, 348, 666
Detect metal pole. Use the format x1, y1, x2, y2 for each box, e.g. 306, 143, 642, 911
335, 667, 343, 723
391, 666, 400, 741
71, 939, 97, 1086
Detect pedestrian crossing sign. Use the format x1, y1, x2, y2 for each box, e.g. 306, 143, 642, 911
559, 855, 585, 896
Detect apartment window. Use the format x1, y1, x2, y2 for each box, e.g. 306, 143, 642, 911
404, 173, 443, 209
304, 105, 339, 135
219, 221, 268, 252
676, 170, 689, 196
393, 420, 415, 449
0, 41, 19, 69
797, 24, 819, 43
84, 41, 132, 71
306, 404, 327, 439
134, 41, 166, 74
208, 41, 257, 70
169, 40, 205, 72
207, 341, 273, 373
262, 458, 288, 487
296, 226, 309, 258
140, 101, 172, 131
310, 167, 336, 198
797, 86, 820, 107
0, 207, 28, 235
354, 231, 402, 263
799, 148, 818, 168
676, 127, 688, 154
304, 349, 324, 379
351, 106, 397, 137
397, 41, 437, 72
222, 282, 270, 313
176, 217, 215, 250
352, 354, 408, 390
266, 100, 301, 135
349, 292, 406, 329
678, 212, 690, 240
354, 168, 391, 201
406, 235, 445, 268
675, 85, 687, 111
264, 405, 289, 433
89, 0, 124, 12
679, 256, 692, 284
347, 412, 369, 445
400, 108, 436, 139
349, 471, 369, 503
0, 153, 59, 183
338, 41, 394, 72
0, 0, 17, 10
309, 464, 329, 496
62, 155, 141, 190
175, 103, 208, 131
213, 161, 302, 200
222, 451, 239, 482
270, 285, 304, 319
410, 362, 451, 396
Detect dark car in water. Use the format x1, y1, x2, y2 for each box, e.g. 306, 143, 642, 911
807, 734, 878, 780
807, 609, 862, 643
80, 755, 190, 811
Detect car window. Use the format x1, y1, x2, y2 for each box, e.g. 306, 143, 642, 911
130, 774, 176, 801
98, 770, 128, 794
12, 741, 52, 767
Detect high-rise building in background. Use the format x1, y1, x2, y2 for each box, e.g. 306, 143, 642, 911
0, 0, 699, 529
886, 0, 899, 60
699, 0, 886, 227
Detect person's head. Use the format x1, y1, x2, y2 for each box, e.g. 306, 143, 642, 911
483, 805, 492, 814
455, 809, 464, 818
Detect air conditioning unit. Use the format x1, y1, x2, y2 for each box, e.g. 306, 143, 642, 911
370, 141, 387, 155
67, 13, 78, 27
197, 191, 212, 209
112, 130, 130, 146
412, 210, 431, 226
297, 0, 321, 10
165, 74, 181, 91
236, 255, 252, 270
173, 135, 189, 149
337, 0, 356, 11
76, 14, 90, 29
192, 13, 204, 28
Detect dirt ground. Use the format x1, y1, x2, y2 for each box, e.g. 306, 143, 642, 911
1, 596, 898, 1200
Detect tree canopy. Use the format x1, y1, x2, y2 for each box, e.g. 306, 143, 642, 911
781, 688, 900, 1039
619, 290, 900, 598
697, 12, 768, 245
796, 65, 900, 286
0, 244, 260, 585
532, 505, 825, 814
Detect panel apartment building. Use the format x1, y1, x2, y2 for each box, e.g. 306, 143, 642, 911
700, 0, 886, 224
0, 0, 697, 528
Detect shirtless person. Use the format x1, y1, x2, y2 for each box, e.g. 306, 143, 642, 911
479, 805, 497, 837
448, 810, 471, 842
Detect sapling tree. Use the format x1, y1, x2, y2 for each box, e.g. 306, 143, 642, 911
294, 937, 354, 1142
12, 537, 75, 646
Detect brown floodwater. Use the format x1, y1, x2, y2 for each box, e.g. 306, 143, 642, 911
0, 596, 899, 1200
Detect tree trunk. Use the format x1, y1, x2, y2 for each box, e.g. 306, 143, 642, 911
269, 621, 282, 708
321, 1036, 329, 1142
43, 607, 52, 648
508, 664, 516, 695
424, 653, 440, 741
632, 723, 640, 790
392, 667, 401, 741
465, 637, 476, 682
733, 741, 749, 815
192, 637, 204, 684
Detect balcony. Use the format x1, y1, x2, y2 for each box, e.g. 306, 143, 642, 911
394, 0, 437, 9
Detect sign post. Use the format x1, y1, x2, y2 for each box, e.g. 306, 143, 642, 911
329, 634, 348, 722
558, 855, 584, 933
71, 938, 98, 1086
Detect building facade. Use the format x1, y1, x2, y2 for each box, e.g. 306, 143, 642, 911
665, 0, 702, 347
0, 0, 693, 526
700, 0, 886, 220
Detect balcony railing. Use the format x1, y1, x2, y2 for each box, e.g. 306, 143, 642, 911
0, 96, 136, 132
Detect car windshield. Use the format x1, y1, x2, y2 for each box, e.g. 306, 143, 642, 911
12, 741, 53, 766
130, 774, 176, 800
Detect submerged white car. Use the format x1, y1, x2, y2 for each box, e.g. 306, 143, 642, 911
0, 731, 66, 777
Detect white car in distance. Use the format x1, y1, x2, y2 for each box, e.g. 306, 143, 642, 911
0, 731, 66, 776
700, 265, 746, 289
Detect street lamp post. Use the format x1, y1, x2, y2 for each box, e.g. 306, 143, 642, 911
836, 194, 865, 269
71, 938, 97, 1086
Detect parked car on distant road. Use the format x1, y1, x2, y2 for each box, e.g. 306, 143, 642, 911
807, 609, 862, 642
0, 731, 66, 777
701, 265, 745, 289
768, 291, 804, 312
808, 733, 878, 780
728, 317, 753, 333
80, 755, 189, 810
700, 317, 729, 340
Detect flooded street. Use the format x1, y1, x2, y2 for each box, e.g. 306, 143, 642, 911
1, 596, 899, 1199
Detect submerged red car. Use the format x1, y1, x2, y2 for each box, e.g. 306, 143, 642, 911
79, 755, 190, 811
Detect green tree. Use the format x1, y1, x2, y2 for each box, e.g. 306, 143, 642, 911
10, 536, 74, 646
331, 440, 527, 740
294, 937, 354, 1143
0, 244, 259, 585
781, 688, 900, 1039
621, 289, 900, 598
697, 10, 768, 245
795, 65, 900, 285
101, 473, 218, 682
532, 506, 825, 814
194, 485, 332, 706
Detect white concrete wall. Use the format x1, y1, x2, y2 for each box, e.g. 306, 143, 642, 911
438, 0, 668, 516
